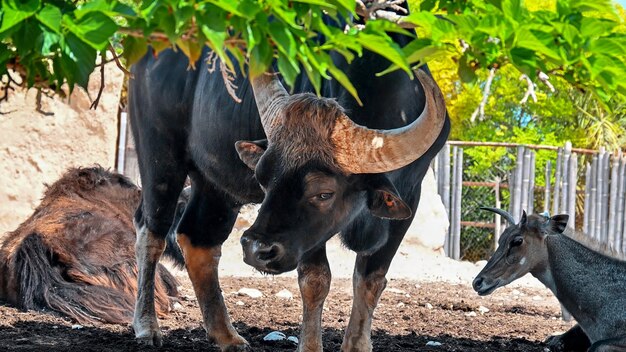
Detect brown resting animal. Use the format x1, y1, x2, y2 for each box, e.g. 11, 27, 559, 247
0, 166, 182, 324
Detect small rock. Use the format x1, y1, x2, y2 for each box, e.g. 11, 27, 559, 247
263, 331, 287, 341
396, 302, 405, 308
425, 303, 433, 310
71, 324, 83, 330
287, 336, 299, 344
386, 288, 406, 295
52, 326, 59, 329
426, 341, 442, 347
237, 288, 263, 298
512, 289, 521, 296
465, 311, 477, 317
532, 295, 543, 301
275, 289, 293, 300
172, 302, 183, 311
478, 306, 490, 314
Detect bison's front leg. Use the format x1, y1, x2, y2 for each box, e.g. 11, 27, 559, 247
178, 234, 249, 351
341, 256, 387, 352
133, 225, 166, 346
297, 246, 331, 352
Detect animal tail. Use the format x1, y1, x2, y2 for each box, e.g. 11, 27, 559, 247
162, 186, 191, 268
13, 233, 177, 324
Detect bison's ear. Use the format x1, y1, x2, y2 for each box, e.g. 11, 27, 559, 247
235, 140, 268, 170
549, 214, 569, 234
364, 175, 412, 220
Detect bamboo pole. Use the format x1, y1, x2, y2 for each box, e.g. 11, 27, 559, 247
521, 149, 532, 214
560, 143, 571, 215
529, 151, 536, 214
552, 149, 563, 216
452, 147, 463, 260
594, 150, 604, 240
513, 146, 525, 222
567, 153, 577, 229
609, 153, 619, 244
494, 177, 501, 250
583, 162, 591, 234
601, 151, 610, 243
446, 146, 458, 258
590, 155, 599, 239
617, 155, 626, 252
544, 161, 552, 214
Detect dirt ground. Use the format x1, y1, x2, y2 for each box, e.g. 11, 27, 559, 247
0, 273, 572, 352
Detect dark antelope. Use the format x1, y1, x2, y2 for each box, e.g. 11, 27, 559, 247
473, 207, 626, 352
129, 5, 450, 350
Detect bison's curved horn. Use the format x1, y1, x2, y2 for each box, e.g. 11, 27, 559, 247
250, 70, 289, 139
480, 207, 516, 225
330, 69, 446, 174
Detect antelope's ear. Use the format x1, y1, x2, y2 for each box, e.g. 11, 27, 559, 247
549, 214, 569, 234
235, 139, 268, 170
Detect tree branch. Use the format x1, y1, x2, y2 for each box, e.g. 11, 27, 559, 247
108, 44, 132, 77
471, 67, 497, 122
355, 0, 417, 28
519, 74, 537, 105
220, 61, 242, 103
90, 62, 106, 110
538, 71, 555, 92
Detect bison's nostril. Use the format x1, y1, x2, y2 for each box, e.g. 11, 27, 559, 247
256, 244, 282, 262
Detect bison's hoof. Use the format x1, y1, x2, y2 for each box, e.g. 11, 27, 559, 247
544, 335, 565, 352
135, 329, 163, 347
221, 342, 252, 352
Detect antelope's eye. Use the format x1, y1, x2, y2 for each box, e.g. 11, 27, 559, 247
317, 192, 334, 201
511, 237, 524, 247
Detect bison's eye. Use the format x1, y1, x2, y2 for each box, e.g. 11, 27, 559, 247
317, 192, 334, 201
511, 237, 523, 247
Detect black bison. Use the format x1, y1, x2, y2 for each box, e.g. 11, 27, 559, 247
0, 167, 181, 324
129, 4, 450, 351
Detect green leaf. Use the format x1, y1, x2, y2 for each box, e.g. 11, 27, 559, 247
248, 38, 272, 78
458, 55, 477, 83
356, 33, 410, 76
590, 38, 626, 57
0, 0, 41, 33
328, 65, 362, 106
122, 36, 148, 67
268, 22, 296, 57
35, 4, 61, 33
40, 27, 60, 55
60, 33, 97, 89
277, 51, 299, 88
63, 12, 117, 51
202, 24, 230, 69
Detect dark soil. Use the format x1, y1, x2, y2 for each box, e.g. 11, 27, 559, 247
0, 277, 572, 351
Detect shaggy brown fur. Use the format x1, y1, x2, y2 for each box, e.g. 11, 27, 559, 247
0, 166, 179, 324
272, 94, 346, 171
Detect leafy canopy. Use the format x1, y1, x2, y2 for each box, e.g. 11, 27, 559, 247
0, 0, 625, 106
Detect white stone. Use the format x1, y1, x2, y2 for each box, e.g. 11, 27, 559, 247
478, 306, 490, 314
275, 289, 293, 300
172, 302, 183, 311
386, 288, 406, 295
396, 302, 405, 308
465, 311, 477, 317
532, 295, 543, 301
237, 288, 263, 298
426, 341, 442, 347
71, 324, 83, 330
235, 300, 245, 306
263, 331, 287, 341
425, 303, 434, 309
